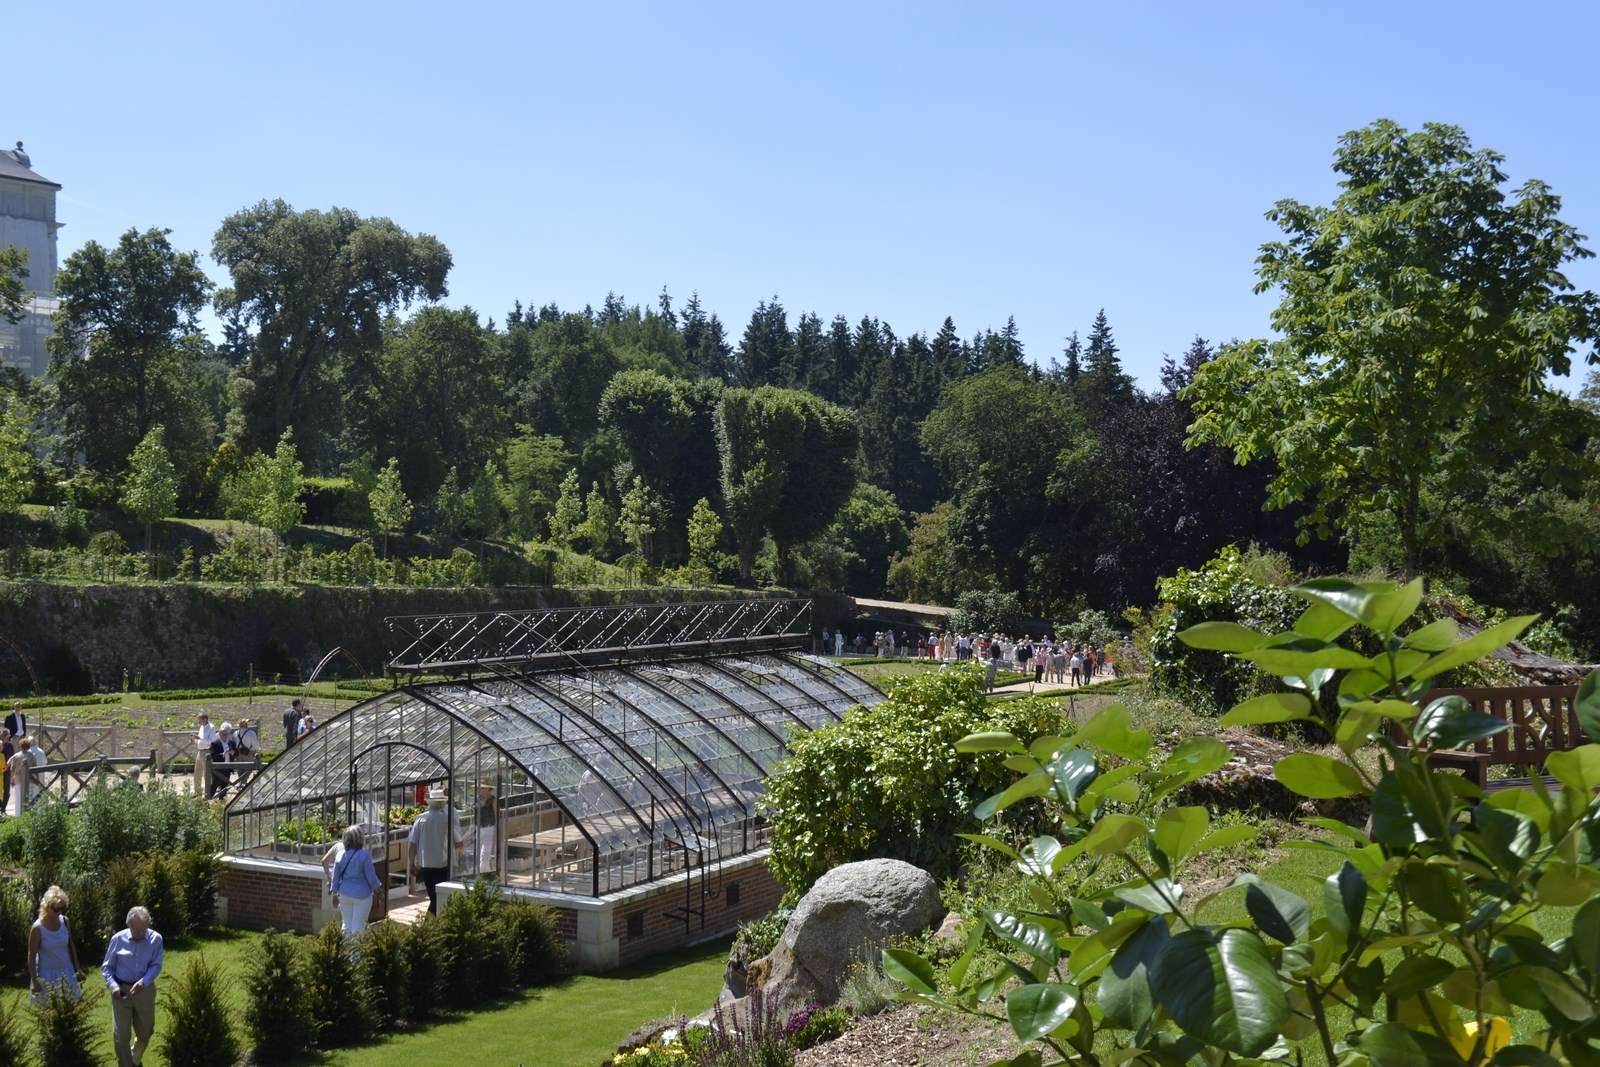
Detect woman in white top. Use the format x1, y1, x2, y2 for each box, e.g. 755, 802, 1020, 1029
7, 737, 32, 816
30, 884, 83, 1002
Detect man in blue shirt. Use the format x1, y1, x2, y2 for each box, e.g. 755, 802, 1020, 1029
100, 906, 164, 1067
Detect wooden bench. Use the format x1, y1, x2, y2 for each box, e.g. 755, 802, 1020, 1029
1407, 686, 1582, 791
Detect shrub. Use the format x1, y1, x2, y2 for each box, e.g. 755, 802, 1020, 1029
85, 530, 126, 556
0, 880, 33, 979
498, 897, 565, 987
357, 919, 410, 1031
401, 917, 444, 1022
782, 1003, 847, 1050
33, 983, 101, 1067
173, 850, 219, 935
136, 852, 187, 942
434, 881, 512, 1006
695, 989, 793, 1067
158, 953, 240, 1067
66, 780, 218, 877
61, 877, 106, 970
0, 992, 27, 1067
100, 857, 143, 945
835, 958, 900, 1018
949, 587, 1023, 633
760, 663, 1068, 896
242, 932, 313, 1063
302, 922, 372, 1045
884, 577, 1600, 1067
22, 799, 69, 873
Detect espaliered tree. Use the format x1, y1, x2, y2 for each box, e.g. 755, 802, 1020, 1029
1186, 120, 1600, 576
714, 386, 858, 580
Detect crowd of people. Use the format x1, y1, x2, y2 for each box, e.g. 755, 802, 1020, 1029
27, 884, 166, 1067
820, 628, 1116, 692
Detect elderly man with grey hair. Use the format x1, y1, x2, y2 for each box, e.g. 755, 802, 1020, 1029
100, 905, 164, 1067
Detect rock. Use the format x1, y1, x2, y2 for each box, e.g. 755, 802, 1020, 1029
719, 956, 748, 1002
932, 911, 964, 947
757, 859, 943, 1010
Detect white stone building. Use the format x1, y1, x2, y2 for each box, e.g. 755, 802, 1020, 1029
0, 141, 62, 377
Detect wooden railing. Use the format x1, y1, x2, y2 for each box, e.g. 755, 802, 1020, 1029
26, 752, 157, 806
30, 723, 199, 771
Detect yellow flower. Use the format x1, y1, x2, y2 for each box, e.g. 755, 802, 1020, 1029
1451, 1018, 1511, 1065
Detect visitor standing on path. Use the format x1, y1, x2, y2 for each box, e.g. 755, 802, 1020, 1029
30, 885, 83, 1003
283, 698, 305, 751
329, 825, 383, 934
192, 713, 216, 797
4, 701, 25, 742
102, 905, 164, 1067
985, 641, 1004, 692
409, 788, 457, 914
7, 737, 32, 816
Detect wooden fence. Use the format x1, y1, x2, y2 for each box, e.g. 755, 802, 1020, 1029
32, 722, 197, 770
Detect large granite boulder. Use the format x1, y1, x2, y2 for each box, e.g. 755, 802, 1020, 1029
758, 859, 942, 1010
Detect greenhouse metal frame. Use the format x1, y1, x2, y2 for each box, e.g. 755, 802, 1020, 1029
222, 599, 882, 899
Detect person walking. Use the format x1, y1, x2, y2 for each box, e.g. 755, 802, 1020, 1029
29, 885, 83, 1003
7, 737, 32, 816
102, 905, 164, 1067
192, 714, 217, 797
408, 788, 457, 914
329, 825, 383, 935
1069, 648, 1084, 687
282, 698, 305, 751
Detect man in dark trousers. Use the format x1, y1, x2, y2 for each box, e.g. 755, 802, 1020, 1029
282, 699, 304, 751
4, 702, 24, 742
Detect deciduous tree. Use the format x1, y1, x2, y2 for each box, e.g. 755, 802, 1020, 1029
122, 424, 179, 551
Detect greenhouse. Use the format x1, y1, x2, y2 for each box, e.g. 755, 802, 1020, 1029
222, 599, 881, 899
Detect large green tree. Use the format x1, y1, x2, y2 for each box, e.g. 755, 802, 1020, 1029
48, 228, 213, 487
212, 200, 451, 461
1186, 120, 1600, 575
121, 424, 179, 551
597, 368, 721, 557
714, 386, 858, 579
0, 247, 26, 325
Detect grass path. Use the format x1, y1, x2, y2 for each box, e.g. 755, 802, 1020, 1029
4, 930, 727, 1067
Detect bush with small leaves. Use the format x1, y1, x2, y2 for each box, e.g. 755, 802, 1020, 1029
158, 953, 240, 1067
173, 850, 219, 935
242, 932, 313, 1063
0, 992, 27, 1066
357, 919, 410, 1032
0, 880, 33, 979
33, 983, 101, 1067
303, 922, 372, 1045
885, 576, 1600, 1067
136, 852, 186, 942
434, 882, 511, 1008
498, 897, 565, 987
401, 917, 444, 1022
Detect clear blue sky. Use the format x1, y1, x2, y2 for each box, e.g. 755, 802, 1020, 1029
11, 0, 1600, 389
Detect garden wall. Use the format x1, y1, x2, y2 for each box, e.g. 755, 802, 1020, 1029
0, 581, 851, 690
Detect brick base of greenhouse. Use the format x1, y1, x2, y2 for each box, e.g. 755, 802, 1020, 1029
217, 848, 781, 971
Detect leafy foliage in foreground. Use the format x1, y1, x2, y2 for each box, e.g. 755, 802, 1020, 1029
886, 575, 1600, 1066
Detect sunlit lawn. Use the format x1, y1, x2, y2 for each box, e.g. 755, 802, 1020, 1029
4, 929, 728, 1067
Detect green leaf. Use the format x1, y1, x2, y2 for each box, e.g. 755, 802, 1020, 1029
1160, 738, 1231, 784
1363, 577, 1424, 633
1292, 577, 1379, 622
1028, 735, 1066, 761
1154, 807, 1210, 863
1053, 749, 1099, 804
974, 770, 1052, 821
1413, 695, 1510, 749
1572, 897, 1600, 976
1382, 956, 1455, 997
956, 833, 1021, 861
1113, 879, 1182, 915
1073, 705, 1152, 762
1517, 967, 1595, 1022
1546, 744, 1600, 793
1323, 862, 1367, 934
1098, 916, 1169, 1029
1535, 867, 1600, 906
1176, 621, 1267, 652
1274, 753, 1367, 798
1402, 618, 1458, 652
1239, 640, 1372, 676
1083, 814, 1146, 856
1150, 928, 1289, 1057
1006, 983, 1077, 1043
1293, 600, 1358, 642
1491, 1047, 1563, 1067
1358, 1022, 1464, 1067
1343, 699, 1421, 721
1238, 876, 1311, 943
1578, 669, 1600, 745
1221, 692, 1313, 726
984, 910, 1060, 965
958, 731, 1026, 753
1396, 863, 1462, 925
881, 948, 937, 995
1411, 615, 1538, 683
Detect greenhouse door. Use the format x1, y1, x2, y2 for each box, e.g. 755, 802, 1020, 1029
349, 741, 450, 920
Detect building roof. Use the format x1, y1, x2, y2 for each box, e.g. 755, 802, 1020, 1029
0, 143, 59, 189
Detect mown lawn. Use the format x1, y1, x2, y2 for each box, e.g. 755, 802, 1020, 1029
3, 929, 727, 1067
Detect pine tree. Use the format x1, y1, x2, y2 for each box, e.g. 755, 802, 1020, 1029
734, 296, 794, 387
822, 315, 855, 403
618, 476, 657, 560
243, 932, 314, 1063
159, 953, 242, 1067
793, 311, 828, 396
1081, 308, 1134, 412
547, 469, 582, 547
121, 423, 179, 553
930, 317, 966, 389
369, 456, 413, 558
1056, 331, 1083, 386
433, 465, 467, 538
687, 497, 723, 583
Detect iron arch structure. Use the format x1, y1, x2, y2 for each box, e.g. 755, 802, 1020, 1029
223, 599, 882, 897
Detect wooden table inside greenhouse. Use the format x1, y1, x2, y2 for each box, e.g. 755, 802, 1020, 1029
507, 811, 636, 865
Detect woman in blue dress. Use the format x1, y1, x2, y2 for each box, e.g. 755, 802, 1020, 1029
29, 884, 84, 1002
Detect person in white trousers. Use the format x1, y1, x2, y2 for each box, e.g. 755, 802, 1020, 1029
328, 825, 382, 935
